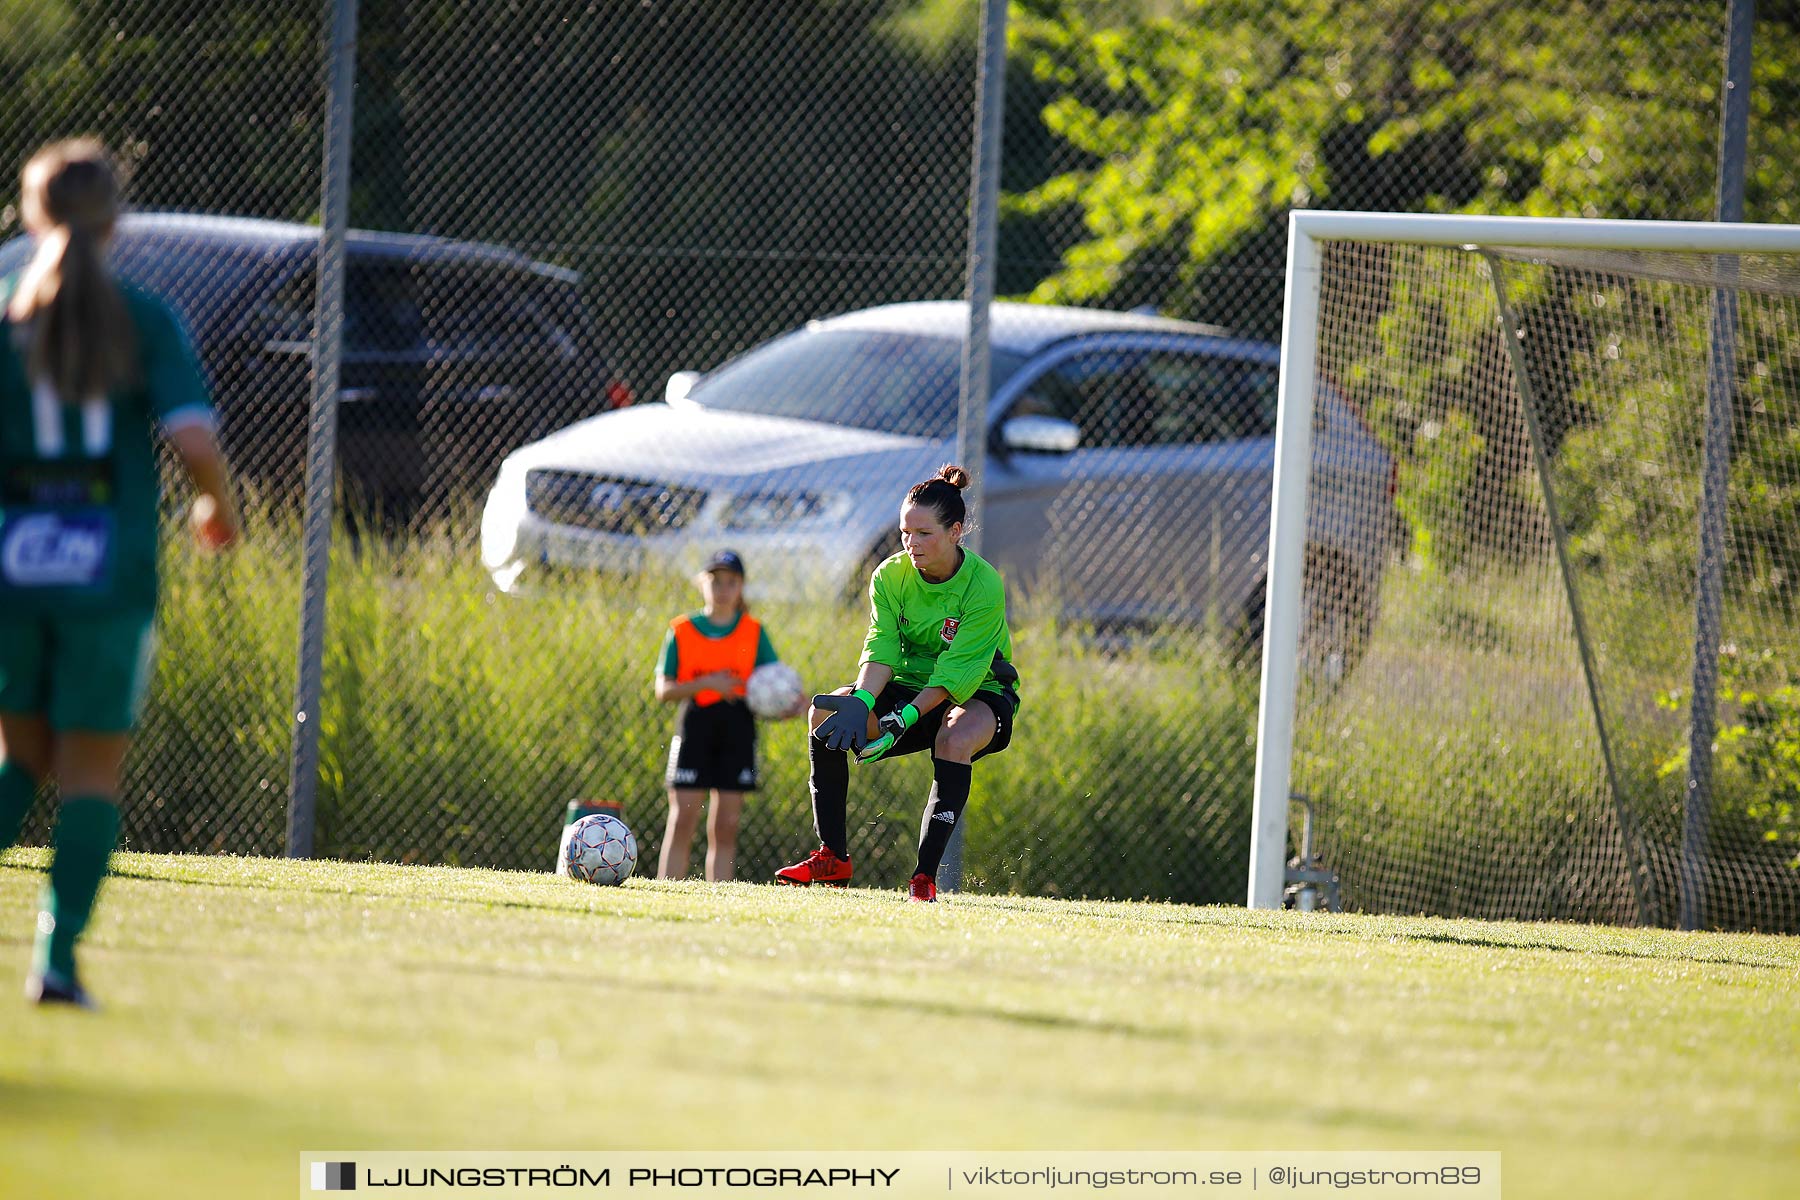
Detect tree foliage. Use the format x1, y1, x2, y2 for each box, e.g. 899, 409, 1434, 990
0, 0, 323, 226
0, 1, 984, 397
1010, 0, 1800, 332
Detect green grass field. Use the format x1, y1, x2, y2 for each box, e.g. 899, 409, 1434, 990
1, 851, 1794, 1199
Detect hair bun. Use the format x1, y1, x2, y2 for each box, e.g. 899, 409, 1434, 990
936, 464, 970, 490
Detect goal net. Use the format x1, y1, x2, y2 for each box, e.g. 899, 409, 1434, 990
1252, 213, 1800, 931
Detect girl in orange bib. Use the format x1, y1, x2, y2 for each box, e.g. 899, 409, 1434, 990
653, 549, 798, 880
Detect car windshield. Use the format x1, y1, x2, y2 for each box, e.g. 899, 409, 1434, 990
688, 328, 1026, 438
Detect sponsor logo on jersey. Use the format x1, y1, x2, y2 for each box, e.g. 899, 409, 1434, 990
930, 809, 956, 825
0, 510, 111, 588
940, 617, 959, 644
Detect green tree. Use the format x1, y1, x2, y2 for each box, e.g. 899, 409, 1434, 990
0, 1, 994, 401
1010, 0, 1800, 333
1005, 1, 1800, 600
0, 0, 322, 231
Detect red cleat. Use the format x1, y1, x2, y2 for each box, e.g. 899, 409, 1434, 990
908, 873, 937, 903
775, 845, 853, 887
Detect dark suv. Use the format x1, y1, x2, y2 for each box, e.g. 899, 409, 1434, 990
0, 212, 630, 522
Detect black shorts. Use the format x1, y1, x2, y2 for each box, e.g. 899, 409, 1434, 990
873, 683, 1017, 762
666, 700, 759, 791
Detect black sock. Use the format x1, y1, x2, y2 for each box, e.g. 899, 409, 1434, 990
914, 758, 972, 879
809, 735, 850, 859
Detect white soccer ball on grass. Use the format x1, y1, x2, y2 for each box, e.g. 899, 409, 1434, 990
562, 813, 638, 885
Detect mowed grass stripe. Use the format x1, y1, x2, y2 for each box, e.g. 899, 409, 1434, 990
1, 851, 1795, 1200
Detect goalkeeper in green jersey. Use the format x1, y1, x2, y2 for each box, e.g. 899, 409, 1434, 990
775, 464, 1019, 902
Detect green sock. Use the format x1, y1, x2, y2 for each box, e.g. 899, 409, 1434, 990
0, 760, 35, 854
33, 796, 121, 982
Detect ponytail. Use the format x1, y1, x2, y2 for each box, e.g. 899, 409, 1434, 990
9, 140, 137, 402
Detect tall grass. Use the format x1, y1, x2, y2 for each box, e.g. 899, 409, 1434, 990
120, 518, 1799, 926
136, 523, 1258, 902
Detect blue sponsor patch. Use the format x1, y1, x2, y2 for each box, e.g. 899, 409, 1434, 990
0, 508, 116, 591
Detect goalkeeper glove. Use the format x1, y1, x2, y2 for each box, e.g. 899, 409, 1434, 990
813, 689, 877, 753
856, 703, 919, 764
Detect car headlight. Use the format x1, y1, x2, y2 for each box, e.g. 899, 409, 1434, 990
719, 490, 842, 529
481, 467, 528, 568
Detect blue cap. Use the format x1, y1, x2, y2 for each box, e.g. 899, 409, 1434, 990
703, 549, 746, 577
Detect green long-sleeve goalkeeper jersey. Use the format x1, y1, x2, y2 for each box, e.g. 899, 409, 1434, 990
859, 549, 1017, 705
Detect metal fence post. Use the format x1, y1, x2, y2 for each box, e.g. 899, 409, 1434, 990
1682, 0, 1754, 929
943, 0, 1008, 894
286, 0, 360, 859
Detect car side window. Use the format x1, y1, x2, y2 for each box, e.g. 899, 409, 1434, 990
1019, 352, 1172, 449
518, 280, 586, 361
346, 264, 423, 354
415, 266, 581, 360
1157, 353, 1280, 442
1006, 369, 1083, 423
248, 264, 424, 355
247, 273, 313, 346
1014, 349, 1280, 448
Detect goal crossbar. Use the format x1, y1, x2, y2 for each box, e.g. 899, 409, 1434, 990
1249, 209, 1800, 911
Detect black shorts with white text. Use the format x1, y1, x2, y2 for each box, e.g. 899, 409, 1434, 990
666, 699, 758, 791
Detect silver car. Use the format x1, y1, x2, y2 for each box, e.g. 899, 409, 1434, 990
480, 301, 1395, 663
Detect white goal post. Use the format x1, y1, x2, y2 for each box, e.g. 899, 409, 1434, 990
1249, 210, 1800, 912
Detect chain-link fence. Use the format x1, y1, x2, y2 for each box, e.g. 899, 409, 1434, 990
3, 1, 1796, 922
1, 1, 326, 857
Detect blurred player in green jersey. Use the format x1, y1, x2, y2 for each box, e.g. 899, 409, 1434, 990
0, 139, 238, 1008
